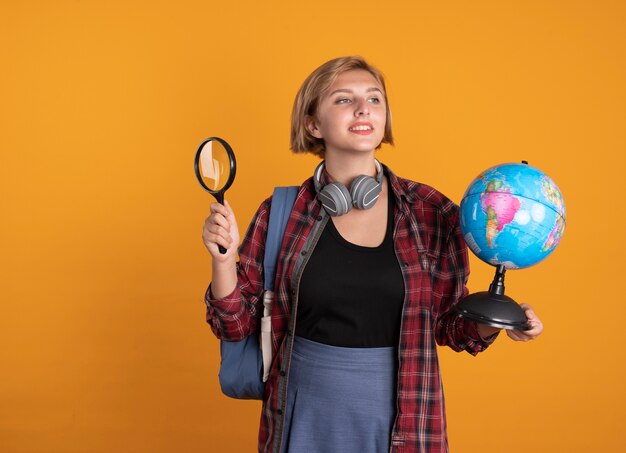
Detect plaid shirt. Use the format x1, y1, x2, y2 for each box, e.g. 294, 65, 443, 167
206, 164, 497, 453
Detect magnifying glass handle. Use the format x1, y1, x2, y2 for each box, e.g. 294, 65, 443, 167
215, 192, 228, 255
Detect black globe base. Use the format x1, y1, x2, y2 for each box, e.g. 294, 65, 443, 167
456, 265, 532, 331
457, 292, 532, 330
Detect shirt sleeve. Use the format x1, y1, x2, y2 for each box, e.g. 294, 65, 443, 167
204, 197, 271, 341
433, 208, 499, 355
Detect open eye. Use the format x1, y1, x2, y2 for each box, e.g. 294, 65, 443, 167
368, 97, 381, 104
335, 97, 352, 104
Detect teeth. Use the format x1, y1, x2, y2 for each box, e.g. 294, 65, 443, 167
350, 125, 372, 131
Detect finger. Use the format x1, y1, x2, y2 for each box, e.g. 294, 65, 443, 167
205, 212, 231, 232
223, 199, 238, 225
507, 322, 543, 341
204, 223, 231, 239
525, 310, 538, 324
506, 330, 530, 342
519, 303, 538, 320
203, 222, 232, 245
520, 304, 543, 335
525, 322, 544, 338
210, 201, 229, 217
203, 229, 232, 253
506, 331, 520, 341
202, 217, 233, 252
210, 232, 232, 250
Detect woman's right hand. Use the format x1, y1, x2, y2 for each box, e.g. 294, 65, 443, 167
202, 199, 240, 262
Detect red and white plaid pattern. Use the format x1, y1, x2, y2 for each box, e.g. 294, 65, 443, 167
206, 164, 497, 452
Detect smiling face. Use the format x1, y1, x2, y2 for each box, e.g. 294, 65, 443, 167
305, 69, 387, 156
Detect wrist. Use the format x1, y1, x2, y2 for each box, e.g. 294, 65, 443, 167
210, 256, 238, 300
212, 252, 237, 268
477, 324, 501, 341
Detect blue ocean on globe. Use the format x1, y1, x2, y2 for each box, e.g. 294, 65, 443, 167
459, 163, 566, 269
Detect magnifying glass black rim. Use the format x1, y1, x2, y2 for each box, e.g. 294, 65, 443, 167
194, 136, 237, 195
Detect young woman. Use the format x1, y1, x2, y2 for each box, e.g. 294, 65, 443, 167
203, 56, 543, 453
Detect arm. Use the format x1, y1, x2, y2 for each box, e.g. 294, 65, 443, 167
433, 212, 499, 354
434, 211, 544, 349
202, 198, 271, 341
203, 199, 239, 299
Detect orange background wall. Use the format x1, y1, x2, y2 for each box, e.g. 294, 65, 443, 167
1, 1, 624, 452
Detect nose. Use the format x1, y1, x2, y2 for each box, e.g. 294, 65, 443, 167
354, 98, 370, 116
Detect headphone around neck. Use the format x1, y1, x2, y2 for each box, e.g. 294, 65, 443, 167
313, 160, 384, 217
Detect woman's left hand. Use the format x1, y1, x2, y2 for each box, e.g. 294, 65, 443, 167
506, 304, 544, 341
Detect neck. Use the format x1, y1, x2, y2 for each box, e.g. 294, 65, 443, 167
323, 150, 378, 187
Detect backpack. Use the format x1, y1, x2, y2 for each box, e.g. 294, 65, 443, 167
217, 186, 299, 399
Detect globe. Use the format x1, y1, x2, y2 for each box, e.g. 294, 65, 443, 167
459, 162, 566, 270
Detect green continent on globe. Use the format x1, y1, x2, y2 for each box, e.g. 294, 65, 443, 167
540, 176, 566, 252
480, 179, 521, 248
542, 216, 565, 252
541, 177, 565, 216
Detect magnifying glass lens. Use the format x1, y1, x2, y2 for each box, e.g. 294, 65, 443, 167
198, 140, 232, 192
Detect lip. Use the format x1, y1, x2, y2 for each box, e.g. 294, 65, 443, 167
348, 122, 374, 135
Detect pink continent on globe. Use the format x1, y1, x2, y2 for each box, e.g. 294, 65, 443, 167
481, 192, 521, 230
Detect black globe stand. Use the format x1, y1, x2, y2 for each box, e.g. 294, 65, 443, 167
456, 264, 532, 331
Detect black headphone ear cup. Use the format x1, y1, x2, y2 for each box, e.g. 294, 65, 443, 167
318, 182, 352, 216
350, 175, 382, 210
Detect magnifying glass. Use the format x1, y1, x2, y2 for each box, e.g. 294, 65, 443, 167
194, 137, 237, 254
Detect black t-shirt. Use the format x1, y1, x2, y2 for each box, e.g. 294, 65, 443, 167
296, 189, 405, 348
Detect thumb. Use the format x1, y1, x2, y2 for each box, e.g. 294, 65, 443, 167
223, 199, 237, 223
223, 199, 232, 214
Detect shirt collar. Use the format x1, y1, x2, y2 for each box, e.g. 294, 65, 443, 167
382, 162, 417, 213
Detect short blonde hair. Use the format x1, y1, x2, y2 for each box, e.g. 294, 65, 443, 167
290, 56, 394, 157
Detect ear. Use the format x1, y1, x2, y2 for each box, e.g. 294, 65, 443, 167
304, 115, 323, 139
